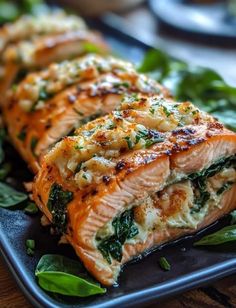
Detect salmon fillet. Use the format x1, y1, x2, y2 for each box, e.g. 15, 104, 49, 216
0, 13, 108, 101
3, 55, 167, 172
32, 93, 236, 285
0, 11, 86, 53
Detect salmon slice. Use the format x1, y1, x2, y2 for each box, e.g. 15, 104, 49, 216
4, 56, 167, 172
32, 92, 236, 285
0, 11, 86, 53
0, 28, 108, 102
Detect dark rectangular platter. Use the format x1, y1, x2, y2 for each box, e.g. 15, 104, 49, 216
1, 15, 236, 308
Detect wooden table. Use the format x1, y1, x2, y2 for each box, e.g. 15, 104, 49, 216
1, 4, 236, 308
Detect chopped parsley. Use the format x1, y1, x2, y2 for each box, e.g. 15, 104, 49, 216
124, 136, 133, 149
136, 127, 164, 148
159, 257, 171, 271
149, 106, 155, 115
26, 239, 35, 256
162, 105, 171, 117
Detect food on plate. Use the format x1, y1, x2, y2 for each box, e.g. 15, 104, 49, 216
32, 92, 236, 285
3, 55, 167, 172
1, 4, 236, 292
0, 11, 108, 102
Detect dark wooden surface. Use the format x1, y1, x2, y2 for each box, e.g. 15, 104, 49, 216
1, 3, 236, 308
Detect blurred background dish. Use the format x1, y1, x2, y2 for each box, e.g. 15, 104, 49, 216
149, 0, 236, 42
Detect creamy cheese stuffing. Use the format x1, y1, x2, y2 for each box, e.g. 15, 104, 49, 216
95, 164, 236, 263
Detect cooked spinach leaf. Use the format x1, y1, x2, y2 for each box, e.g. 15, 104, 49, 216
47, 183, 73, 234
97, 209, 138, 264
189, 155, 236, 213
194, 225, 236, 246
138, 49, 236, 131
35, 254, 106, 297
0, 182, 27, 208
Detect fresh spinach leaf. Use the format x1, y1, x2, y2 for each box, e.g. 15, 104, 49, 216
35, 254, 106, 297
0, 182, 27, 208
138, 49, 236, 131
47, 183, 73, 234
194, 225, 236, 246
97, 209, 138, 264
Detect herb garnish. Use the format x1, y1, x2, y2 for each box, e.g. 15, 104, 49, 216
124, 136, 133, 149
97, 209, 138, 264
35, 254, 106, 297
47, 183, 73, 234
159, 257, 171, 271
194, 225, 236, 246
136, 127, 164, 148
26, 239, 35, 256
0, 182, 27, 208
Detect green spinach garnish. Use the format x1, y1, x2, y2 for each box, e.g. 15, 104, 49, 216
35, 254, 106, 297
47, 183, 73, 234
194, 224, 236, 246
138, 49, 236, 131
0, 182, 27, 208
97, 209, 139, 264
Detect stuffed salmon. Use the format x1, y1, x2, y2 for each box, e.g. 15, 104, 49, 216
32, 93, 236, 285
3, 55, 167, 172
0, 10, 108, 101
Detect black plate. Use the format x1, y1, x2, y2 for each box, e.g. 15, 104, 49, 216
1, 18, 236, 308
149, 0, 236, 43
